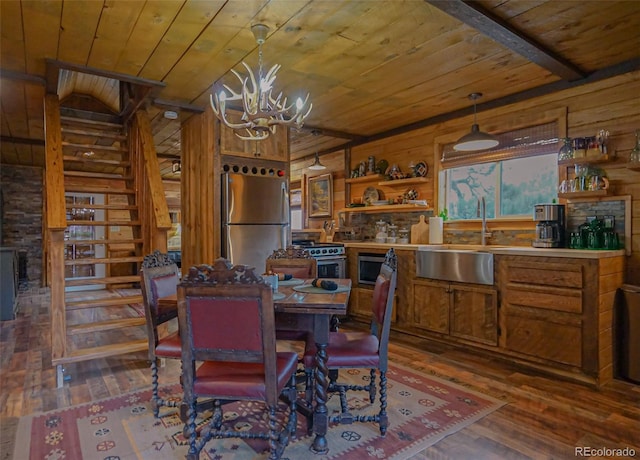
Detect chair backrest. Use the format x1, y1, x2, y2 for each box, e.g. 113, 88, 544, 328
178, 258, 279, 404
369, 248, 398, 370
140, 251, 180, 355
265, 246, 317, 279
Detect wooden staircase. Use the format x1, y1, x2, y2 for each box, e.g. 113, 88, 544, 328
44, 88, 171, 387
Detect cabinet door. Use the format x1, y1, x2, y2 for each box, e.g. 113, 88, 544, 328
220, 110, 288, 161
412, 280, 449, 334
450, 284, 498, 346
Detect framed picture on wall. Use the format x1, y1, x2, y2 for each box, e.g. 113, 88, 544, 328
307, 173, 333, 218
290, 188, 302, 207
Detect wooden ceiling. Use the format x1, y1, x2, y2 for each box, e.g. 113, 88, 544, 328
1, 0, 639, 179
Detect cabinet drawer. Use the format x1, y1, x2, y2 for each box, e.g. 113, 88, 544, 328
506, 262, 583, 289
504, 284, 582, 314
505, 310, 582, 367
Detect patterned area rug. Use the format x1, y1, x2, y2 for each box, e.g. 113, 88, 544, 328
8, 364, 504, 459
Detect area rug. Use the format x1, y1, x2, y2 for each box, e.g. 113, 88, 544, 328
7, 364, 505, 459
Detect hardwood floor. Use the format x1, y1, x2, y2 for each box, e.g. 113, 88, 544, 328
1, 286, 639, 459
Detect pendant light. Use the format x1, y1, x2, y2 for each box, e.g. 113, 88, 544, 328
453, 93, 499, 152
308, 152, 326, 170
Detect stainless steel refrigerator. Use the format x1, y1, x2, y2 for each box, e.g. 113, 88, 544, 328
222, 173, 290, 274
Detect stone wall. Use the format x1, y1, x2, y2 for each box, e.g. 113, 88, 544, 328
0, 165, 43, 284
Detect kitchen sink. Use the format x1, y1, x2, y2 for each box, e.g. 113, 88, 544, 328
416, 247, 494, 285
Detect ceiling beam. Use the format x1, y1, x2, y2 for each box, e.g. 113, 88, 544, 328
0, 69, 46, 86
425, 0, 586, 81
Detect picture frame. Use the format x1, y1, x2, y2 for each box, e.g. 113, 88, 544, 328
307, 173, 333, 218
290, 188, 302, 207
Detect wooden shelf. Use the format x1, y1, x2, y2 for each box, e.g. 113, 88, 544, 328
345, 174, 384, 184
340, 204, 432, 214
625, 163, 640, 171
558, 154, 609, 167
558, 190, 608, 199
377, 177, 429, 186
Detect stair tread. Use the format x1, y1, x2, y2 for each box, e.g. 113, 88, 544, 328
65, 295, 143, 308
66, 220, 141, 226
65, 256, 143, 266
64, 238, 143, 245
52, 340, 148, 366
64, 170, 133, 180
65, 276, 141, 286
64, 185, 135, 194
60, 116, 124, 130
61, 127, 127, 140
67, 317, 146, 334
63, 156, 130, 167
62, 142, 127, 153
66, 204, 138, 211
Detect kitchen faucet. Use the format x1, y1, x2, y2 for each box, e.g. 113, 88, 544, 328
477, 197, 492, 245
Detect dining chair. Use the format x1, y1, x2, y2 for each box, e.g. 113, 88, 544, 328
302, 248, 397, 435
140, 250, 181, 417
265, 246, 317, 279
178, 259, 299, 460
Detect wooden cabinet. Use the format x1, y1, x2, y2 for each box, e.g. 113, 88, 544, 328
497, 254, 624, 384
219, 109, 288, 161
498, 257, 585, 367
411, 279, 498, 346
346, 247, 413, 325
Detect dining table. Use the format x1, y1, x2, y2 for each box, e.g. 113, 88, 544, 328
158, 277, 352, 455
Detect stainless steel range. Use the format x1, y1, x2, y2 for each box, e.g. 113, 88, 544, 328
292, 241, 346, 278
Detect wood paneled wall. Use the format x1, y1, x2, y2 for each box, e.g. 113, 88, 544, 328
290, 71, 640, 283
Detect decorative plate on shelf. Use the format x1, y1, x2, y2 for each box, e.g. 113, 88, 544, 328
404, 188, 419, 200
362, 187, 379, 205
414, 161, 428, 177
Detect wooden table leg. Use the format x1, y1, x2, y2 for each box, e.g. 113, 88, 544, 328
310, 341, 329, 454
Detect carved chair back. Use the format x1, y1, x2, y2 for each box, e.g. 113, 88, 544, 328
266, 246, 317, 279
178, 259, 280, 405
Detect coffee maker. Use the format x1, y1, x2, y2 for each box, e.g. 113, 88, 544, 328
533, 204, 565, 248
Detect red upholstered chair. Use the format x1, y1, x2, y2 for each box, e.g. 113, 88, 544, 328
303, 248, 397, 435
178, 259, 299, 460
266, 246, 318, 343
140, 250, 182, 418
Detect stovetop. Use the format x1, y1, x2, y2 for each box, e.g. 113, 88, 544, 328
292, 240, 345, 257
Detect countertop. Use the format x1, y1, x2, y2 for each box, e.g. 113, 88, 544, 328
343, 242, 626, 259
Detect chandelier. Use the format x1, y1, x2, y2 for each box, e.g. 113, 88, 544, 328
210, 24, 312, 141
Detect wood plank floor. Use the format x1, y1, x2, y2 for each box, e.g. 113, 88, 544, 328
1, 286, 639, 459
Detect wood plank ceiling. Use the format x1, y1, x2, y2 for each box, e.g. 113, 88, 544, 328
1, 0, 639, 179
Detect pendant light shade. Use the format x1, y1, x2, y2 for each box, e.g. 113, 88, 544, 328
453, 93, 499, 152
308, 152, 326, 170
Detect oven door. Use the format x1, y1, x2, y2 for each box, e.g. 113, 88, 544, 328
358, 253, 385, 285
316, 256, 346, 279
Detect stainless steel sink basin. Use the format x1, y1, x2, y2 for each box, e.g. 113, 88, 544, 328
416, 247, 494, 285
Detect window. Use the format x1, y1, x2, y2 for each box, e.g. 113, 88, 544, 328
440, 122, 559, 220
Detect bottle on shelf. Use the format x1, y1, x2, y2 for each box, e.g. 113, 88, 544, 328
558, 137, 574, 161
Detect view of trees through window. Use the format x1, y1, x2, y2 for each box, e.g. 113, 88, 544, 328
443, 153, 558, 220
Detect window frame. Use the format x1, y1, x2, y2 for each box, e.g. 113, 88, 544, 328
433, 108, 567, 226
